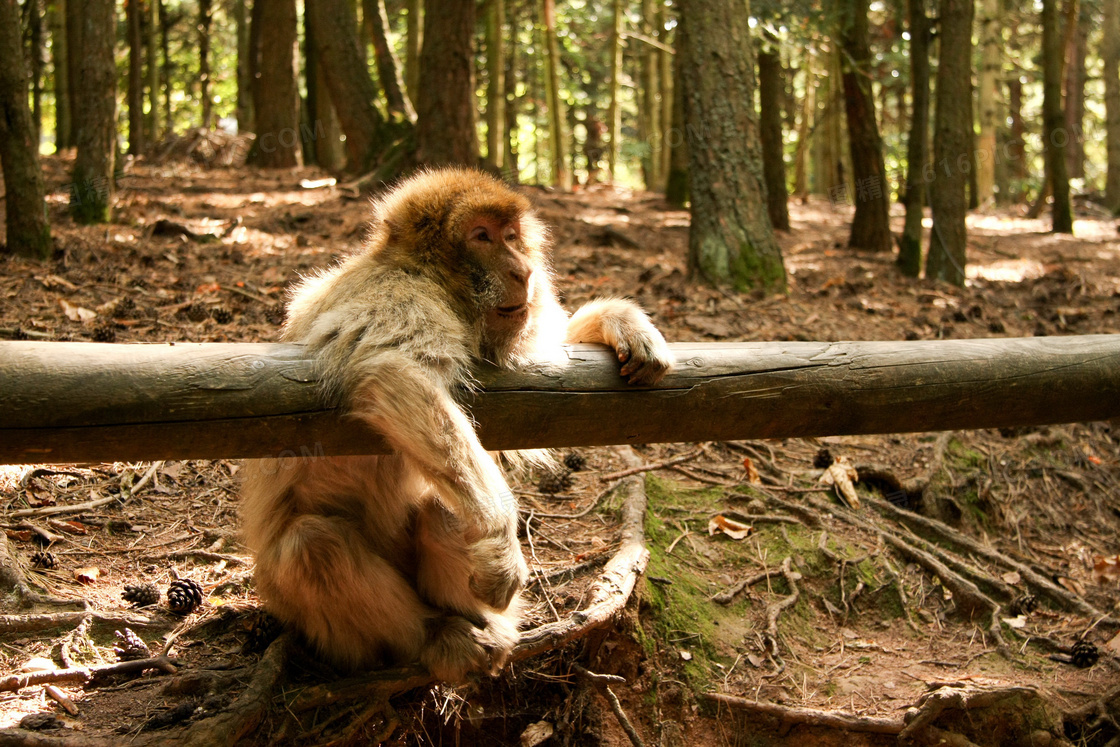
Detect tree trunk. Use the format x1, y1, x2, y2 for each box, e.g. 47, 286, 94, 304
248, 0, 301, 168
405, 0, 421, 105
306, 0, 386, 172
64, 0, 82, 146
126, 0, 144, 154
840, 0, 892, 252
606, 0, 622, 181
414, 0, 477, 167
363, 0, 415, 122
1007, 73, 1026, 184
658, 3, 672, 186
0, 0, 52, 258
758, 30, 789, 231
679, 0, 786, 293
925, 0, 972, 285
1063, 5, 1086, 180
1105, 0, 1120, 213
1042, 0, 1072, 233
146, 0, 161, 140
542, 0, 571, 189
664, 41, 688, 208
198, 0, 212, 129
235, 0, 252, 132
792, 48, 814, 200
25, 0, 43, 137
485, 0, 505, 168
248, 0, 262, 134
159, 0, 171, 132
898, 0, 930, 277
639, 0, 661, 190
304, 11, 345, 170
975, 0, 999, 204
503, 0, 519, 180
48, 0, 71, 149
69, 0, 116, 224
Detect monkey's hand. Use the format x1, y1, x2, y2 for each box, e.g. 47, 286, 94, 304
565, 298, 674, 385
468, 525, 529, 610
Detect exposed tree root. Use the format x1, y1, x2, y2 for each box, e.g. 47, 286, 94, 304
816, 532, 878, 623
573, 665, 646, 747
762, 557, 800, 665
711, 569, 779, 605
0, 535, 86, 612
705, 692, 905, 734
0, 611, 151, 636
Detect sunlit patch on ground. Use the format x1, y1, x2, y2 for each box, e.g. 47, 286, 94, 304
966, 258, 1048, 282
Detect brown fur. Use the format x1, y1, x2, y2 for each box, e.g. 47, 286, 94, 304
241, 168, 672, 682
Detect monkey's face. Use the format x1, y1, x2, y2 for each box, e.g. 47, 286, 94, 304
463, 215, 535, 337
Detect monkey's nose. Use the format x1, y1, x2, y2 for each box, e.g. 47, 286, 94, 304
509, 267, 532, 286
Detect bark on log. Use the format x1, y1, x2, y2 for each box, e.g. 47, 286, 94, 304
0, 336, 1118, 464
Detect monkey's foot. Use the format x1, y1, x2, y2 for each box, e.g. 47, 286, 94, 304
468, 533, 529, 610
420, 612, 519, 684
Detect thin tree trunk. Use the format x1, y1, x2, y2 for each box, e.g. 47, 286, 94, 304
26, 0, 43, 136
679, 0, 786, 293
639, 0, 660, 190
664, 40, 688, 207
248, 0, 262, 135
486, 0, 505, 168
840, 0, 892, 252
658, 3, 672, 187
975, 0, 999, 204
792, 48, 814, 200
147, 0, 161, 140
1105, 0, 1120, 213
160, 0, 171, 132
305, 0, 385, 172
248, 0, 301, 167
0, 0, 52, 258
64, 0, 82, 146
304, 10, 344, 170
363, 0, 415, 121
198, 0, 212, 129
1042, 0, 1072, 233
235, 0, 252, 132
1063, 6, 1086, 180
606, 0, 622, 181
415, 0, 478, 167
503, 0, 519, 179
758, 30, 789, 231
405, 0, 421, 104
1008, 74, 1026, 185
49, 0, 71, 149
126, 0, 144, 153
69, 0, 116, 224
898, 0, 930, 277
925, 0, 972, 285
542, 0, 570, 189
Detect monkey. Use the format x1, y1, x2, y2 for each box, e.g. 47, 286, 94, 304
240, 167, 673, 682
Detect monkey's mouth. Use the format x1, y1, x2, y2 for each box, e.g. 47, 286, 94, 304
495, 304, 528, 318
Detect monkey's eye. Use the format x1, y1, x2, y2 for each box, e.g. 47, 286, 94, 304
504, 230, 518, 242
470, 227, 492, 243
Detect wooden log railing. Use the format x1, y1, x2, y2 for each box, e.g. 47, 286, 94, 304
1, 335, 1119, 464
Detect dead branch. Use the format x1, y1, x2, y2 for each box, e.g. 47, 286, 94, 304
866, 494, 1119, 625
515, 446, 650, 661
600, 450, 701, 481
763, 557, 800, 661
704, 692, 905, 734
0, 611, 151, 635
573, 664, 646, 747
711, 570, 778, 605
897, 683, 1042, 743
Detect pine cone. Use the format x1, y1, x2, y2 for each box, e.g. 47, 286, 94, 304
122, 582, 161, 607
211, 306, 233, 324
1071, 640, 1099, 668
167, 579, 204, 615
92, 323, 116, 342
563, 452, 587, 472
1008, 592, 1038, 616
537, 469, 573, 495
30, 551, 57, 570
114, 297, 136, 318
813, 448, 834, 469
113, 628, 151, 661
243, 610, 283, 654
184, 302, 209, 323
264, 304, 286, 325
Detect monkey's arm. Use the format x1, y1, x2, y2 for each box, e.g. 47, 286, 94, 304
565, 298, 673, 385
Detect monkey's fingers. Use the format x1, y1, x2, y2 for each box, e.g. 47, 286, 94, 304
614, 341, 632, 364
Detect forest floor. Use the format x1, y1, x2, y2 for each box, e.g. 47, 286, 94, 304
0, 149, 1118, 746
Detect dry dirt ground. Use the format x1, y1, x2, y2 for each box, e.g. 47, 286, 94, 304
0, 150, 1118, 746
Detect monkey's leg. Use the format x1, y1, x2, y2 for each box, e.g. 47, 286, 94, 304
565, 298, 673, 385
255, 514, 431, 670
348, 354, 528, 608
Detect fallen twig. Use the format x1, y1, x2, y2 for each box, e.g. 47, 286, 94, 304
0, 611, 150, 635
704, 692, 904, 734
574, 664, 645, 747
600, 450, 701, 481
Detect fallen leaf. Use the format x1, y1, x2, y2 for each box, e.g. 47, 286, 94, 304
1056, 576, 1086, 596
520, 721, 554, 747
746, 653, 765, 667
21, 658, 55, 673
1092, 555, 1120, 584
5, 530, 33, 542
1105, 632, 1120, 655
59, 299, 96, 323
819, 456, 861, 509
742, 457, 761, 485
708, 514, 753, 541
1002, 615, 1028, 629
1001, 571, 1022, 585
74, 567, 100, 584
679, 650, 693, 661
